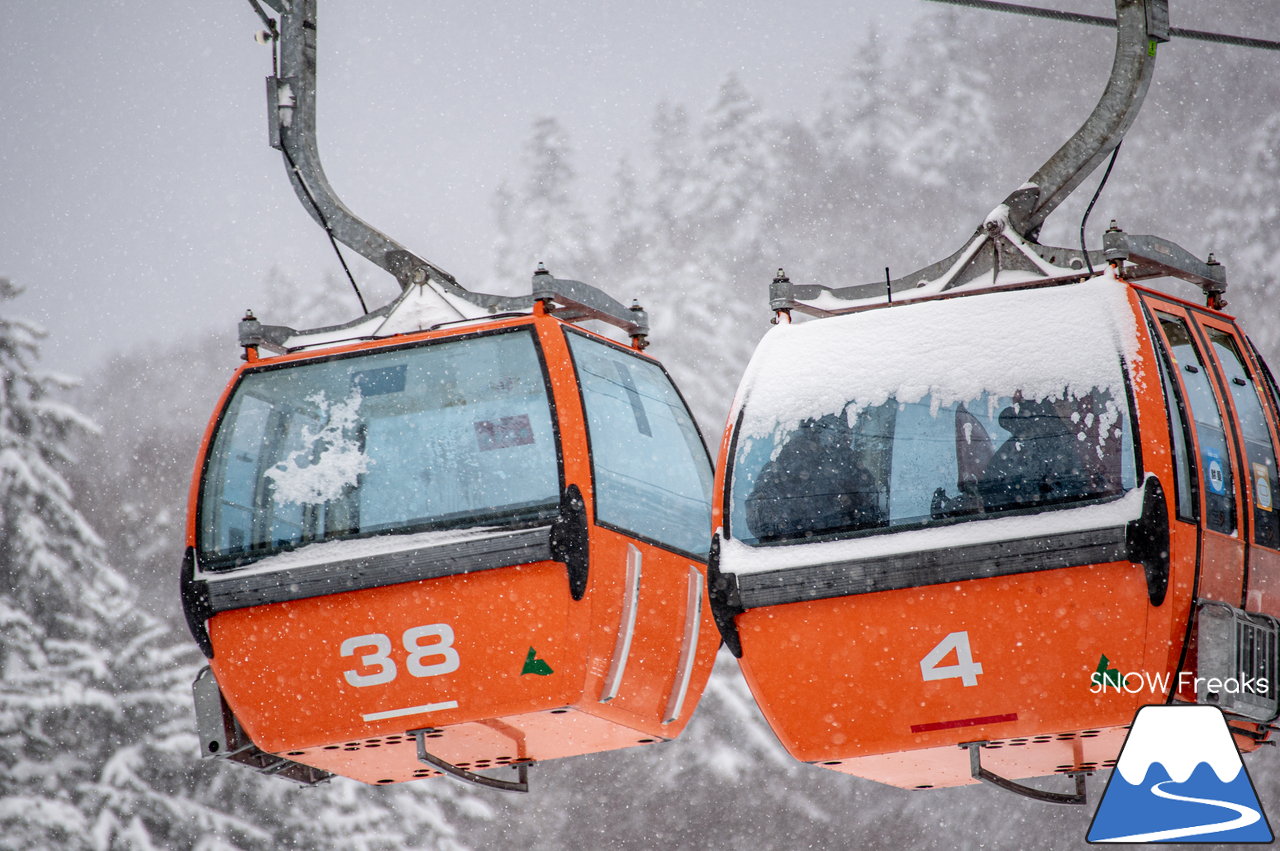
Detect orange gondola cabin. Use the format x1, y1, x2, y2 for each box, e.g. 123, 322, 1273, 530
183, 278, 719, 788
709, 0, 1280, 804
711, 262, 1280, 798
182, 0, 718, 789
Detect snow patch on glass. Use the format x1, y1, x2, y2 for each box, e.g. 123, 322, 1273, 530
265, 389, 372, 504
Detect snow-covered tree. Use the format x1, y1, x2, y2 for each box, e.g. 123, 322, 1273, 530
893, 8, 995, 191
689, 74, 785, 272
3, 276, 489, 849
1207, 112, 1280, 360
0, 277, 229, 849
817, 28, 898, 186
606, 155, 648, 272
491, 116, 598, 285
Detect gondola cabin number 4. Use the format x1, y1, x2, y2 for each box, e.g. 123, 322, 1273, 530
919, 631, 983, 688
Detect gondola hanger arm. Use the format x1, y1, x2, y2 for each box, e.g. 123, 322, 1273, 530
268, 0, 492, 306
772, 0, 1232, 315
248, 0, 652, 346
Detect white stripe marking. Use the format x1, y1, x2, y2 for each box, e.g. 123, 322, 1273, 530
361, 700, 458, 722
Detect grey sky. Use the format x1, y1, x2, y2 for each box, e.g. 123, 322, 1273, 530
5, 1, 1275, 375
2, 0, 926, 374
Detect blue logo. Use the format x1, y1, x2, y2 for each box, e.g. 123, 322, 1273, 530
1088, 705, 1272, 843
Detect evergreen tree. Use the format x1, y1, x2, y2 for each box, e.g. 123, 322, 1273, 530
1207, 112, 1280, 361
691, 74, 784, 272
817, 28, 897, 186
647, 101, 696, 265
491, 116, 598, 285
0, 277, 251, 849
4, 278, 487, 849
893, 8, 995, 192
606, 155, 648, 272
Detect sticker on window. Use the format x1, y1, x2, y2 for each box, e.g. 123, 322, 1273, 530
352, 364, 406, 396
1205, 448, 1227, 496
1254, 462, 1273, 512
475, 415, 535, 450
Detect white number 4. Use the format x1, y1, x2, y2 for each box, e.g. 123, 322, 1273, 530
919, 631, 983, 687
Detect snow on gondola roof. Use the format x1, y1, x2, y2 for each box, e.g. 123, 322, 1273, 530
731, 270, 1144, 440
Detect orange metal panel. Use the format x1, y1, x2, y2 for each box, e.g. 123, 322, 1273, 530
278, 707, 667, 786
735, 562, 1154, 785
209, 562, 580, 753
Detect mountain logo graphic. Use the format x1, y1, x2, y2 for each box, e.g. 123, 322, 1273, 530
1087, 705, 1273, 844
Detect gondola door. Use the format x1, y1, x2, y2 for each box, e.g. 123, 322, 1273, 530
1145, 300, 1247, 607
1192, 312, 1280, 619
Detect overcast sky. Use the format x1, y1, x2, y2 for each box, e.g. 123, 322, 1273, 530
1, 0, 930, 374
3, 1, 1273, 375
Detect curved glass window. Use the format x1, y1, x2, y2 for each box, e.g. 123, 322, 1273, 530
731, 387, 1137, 545
567, 332, 713, 557
199, 329, 559, 566
1208, 327, 1279, 548
1159, 315, 1235, 535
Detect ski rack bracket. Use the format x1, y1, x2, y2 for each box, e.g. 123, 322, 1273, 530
409, 727, 531, 793
962, 741, 1089, 805
238, 267, 650, 355
532, 267, 650, 345
1102, 227, 1226, 302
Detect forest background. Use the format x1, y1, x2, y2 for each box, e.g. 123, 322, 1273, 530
4, 2, 1280, 848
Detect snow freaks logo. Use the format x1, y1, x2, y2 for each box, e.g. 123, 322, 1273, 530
1087, 705, 1273, 844
1089, 654, 1271, 698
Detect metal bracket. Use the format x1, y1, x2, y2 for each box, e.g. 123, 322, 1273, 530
549, 483, 590, 600
1125, 474, 1170, 607
410, 728, 530, 793
705, 533, 744, 657
192, 666, 332, 785
962, 741, 1088, 805
533, 267, 649, 344
1103, 227, 1227, 302
773, 1, 1215, 315
238, 263, 650, 354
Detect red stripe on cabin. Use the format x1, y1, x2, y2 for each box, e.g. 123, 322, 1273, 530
910, 713, 1019, 734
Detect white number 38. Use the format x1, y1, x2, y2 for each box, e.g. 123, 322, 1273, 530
340, 624, 460, 688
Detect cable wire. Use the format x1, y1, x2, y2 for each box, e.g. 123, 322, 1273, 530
280, 146, 370, 314
924, 0, 1280, 51
1080, 141, 1122, 277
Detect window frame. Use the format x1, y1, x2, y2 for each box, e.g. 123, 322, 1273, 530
1200, 319, 1280, 551
723, 357, 1145, 547
195, 323, 565, 570
561, 326, 715, 561
1149, 305, 1243, 538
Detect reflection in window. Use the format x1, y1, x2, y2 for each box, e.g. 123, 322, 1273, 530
732, 388, 1136, 546
1149, 320, 1197, 522
199, 329, 559, 565
1208, 327, 1279, 548
1159, 315, 1235, 535
567, 333, 713, 557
